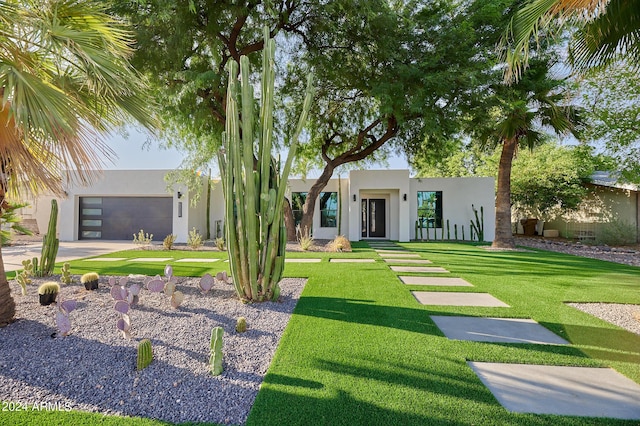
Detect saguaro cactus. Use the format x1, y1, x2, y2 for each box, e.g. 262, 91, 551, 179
218, 28, 313, 302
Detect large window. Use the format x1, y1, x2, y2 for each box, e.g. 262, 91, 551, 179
320, 192, 338, 228
417, 191, 442, 228
291, 192, 307, 227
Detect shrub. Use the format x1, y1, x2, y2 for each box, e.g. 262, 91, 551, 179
133, 229, 153, 247
187, 227, 203, 249
596, 219, 637, 246
298, 234, 314, 251
215, 237, 225, 251
326, 235, 352, 252
163, 234, 177, 250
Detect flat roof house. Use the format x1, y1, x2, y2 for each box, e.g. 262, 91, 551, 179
21, 170, 495, 243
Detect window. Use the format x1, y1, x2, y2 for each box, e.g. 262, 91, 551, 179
417, 191, 442, 228
291, 192, 307, 227
320, 192, 338, 228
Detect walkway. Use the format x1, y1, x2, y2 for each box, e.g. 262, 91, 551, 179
2, 241, 132, 272
369, 241, 640, 421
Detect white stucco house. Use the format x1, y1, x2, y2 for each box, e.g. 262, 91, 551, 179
21, 169, 495, 243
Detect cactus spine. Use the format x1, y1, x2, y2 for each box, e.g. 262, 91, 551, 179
36, 199, 59, 276
137, 339, 153, 371
210, 327, 224, 376
218, 27, 313, 302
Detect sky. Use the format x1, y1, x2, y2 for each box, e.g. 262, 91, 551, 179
105, 126, 412, 177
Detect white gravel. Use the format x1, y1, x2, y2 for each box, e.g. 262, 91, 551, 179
516, 237, 640, 336
567, 303, 640, 336
0, 275, 306, 424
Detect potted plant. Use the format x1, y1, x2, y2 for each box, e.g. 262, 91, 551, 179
38, 282, 60, 306
81, 272, 99, 291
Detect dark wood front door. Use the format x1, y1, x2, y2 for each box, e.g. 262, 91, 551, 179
361, 198, 386, 238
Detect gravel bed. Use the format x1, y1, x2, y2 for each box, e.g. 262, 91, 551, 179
567, 303, 640, 336
516, 236, 640, 267
0, 276, 306, 424
516, 236, 640, 336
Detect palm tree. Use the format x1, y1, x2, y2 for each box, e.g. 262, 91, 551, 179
502, 0, 639, 81
474, 60, 582, 249
0, 0, 156, 326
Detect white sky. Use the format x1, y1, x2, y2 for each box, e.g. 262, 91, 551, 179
105, 126, 411, 177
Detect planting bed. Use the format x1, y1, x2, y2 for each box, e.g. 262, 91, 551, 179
1, 275, 306, 424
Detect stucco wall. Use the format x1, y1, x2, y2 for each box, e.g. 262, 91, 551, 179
57, 170, 177, 241
409, 177, 495, 242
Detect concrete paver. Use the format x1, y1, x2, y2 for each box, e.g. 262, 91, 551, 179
329, 258, 376, 263
378, 253, 420, 258
383, 258, 432, 264
469, 362, 640, 420
399, 276, 473, 286
412, 291, 509, 307
431, 316, 568, 344
390, 266, 448, 273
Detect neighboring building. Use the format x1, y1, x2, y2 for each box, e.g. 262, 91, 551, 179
542, 172, 640, 243
20, 169, 495, 243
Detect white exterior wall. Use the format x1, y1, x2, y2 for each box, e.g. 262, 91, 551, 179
286, 177, 349, 240
348, 170, 411, 242
24, 169, 496, 243
56, 170, 184, 242
409, 177, 495, 242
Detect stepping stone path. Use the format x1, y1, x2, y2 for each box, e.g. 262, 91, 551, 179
174, 258, 220, 263
390, 266, 448, 273
83, 257, 127, 262
383, 258, 432, 264
285, 258, 322, 263
329, 258, 376, 263
399, 276, 473, 286
128, 258, 174, 262
379, 253, 421, 258
469, 363, 640, 420
412, 291, 510, 307
430, 316, 568, 344
368, 241, 640, 421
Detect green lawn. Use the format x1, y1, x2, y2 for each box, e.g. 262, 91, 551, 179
4, 242, 640, 425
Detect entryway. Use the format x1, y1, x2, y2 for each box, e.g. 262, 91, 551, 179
361, 198, 386, 238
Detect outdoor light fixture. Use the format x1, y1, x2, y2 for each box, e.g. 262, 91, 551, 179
177, 191, 183, 199
403, 193, 407, 201
178, 202, 183, 218
353, 194, 357, 202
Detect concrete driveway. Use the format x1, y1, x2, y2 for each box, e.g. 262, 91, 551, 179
1, 240, 133, 272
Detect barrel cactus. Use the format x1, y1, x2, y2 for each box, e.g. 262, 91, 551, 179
137, 339, 153, 371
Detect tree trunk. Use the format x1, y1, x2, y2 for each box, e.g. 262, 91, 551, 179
283, 198, 297, 241
0, 244, 16, 326
298, 164, 335, 238
492, 137, 517, 249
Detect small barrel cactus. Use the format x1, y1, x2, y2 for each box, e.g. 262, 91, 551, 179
38, 282, 60, 306
81, 272, 99, 290
137, 339, 153, 371
235, 317, 247, 333
210, 327, 224, 376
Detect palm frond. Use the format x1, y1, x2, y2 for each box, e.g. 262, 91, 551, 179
570, 0, 640, 70
502, 0, 611, 82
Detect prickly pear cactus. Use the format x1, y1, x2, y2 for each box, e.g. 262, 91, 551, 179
210, 327, 224, 376
137, 339, 153, 371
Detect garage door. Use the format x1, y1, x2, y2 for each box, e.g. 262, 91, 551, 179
79, 197, 173, 240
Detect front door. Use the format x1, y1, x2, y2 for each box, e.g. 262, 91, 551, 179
361, 198, 386, 238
